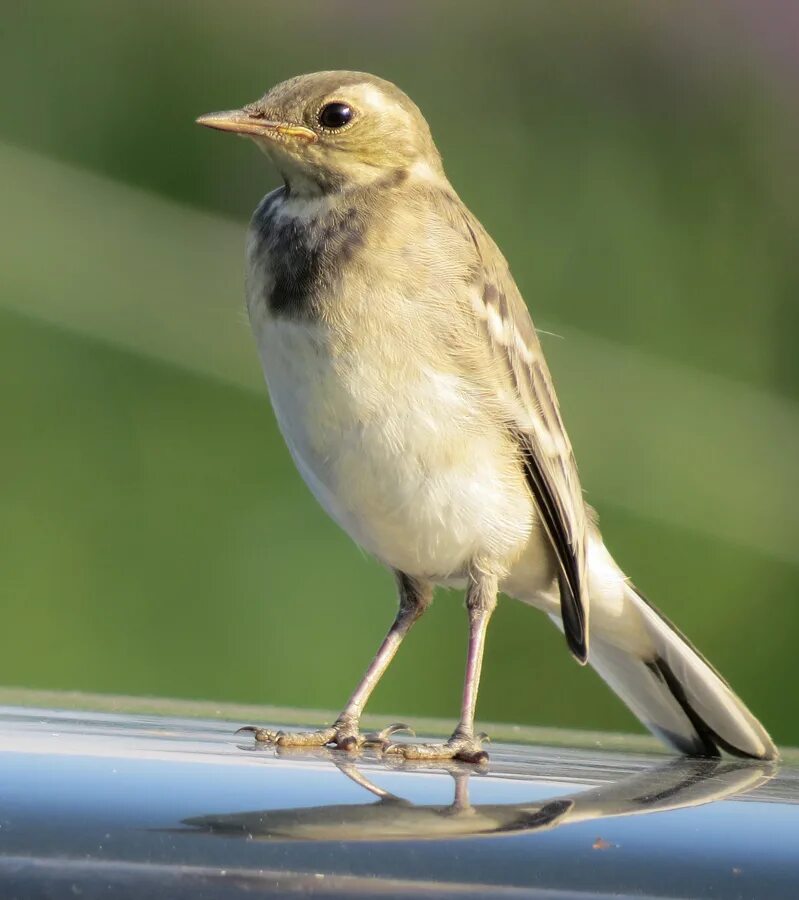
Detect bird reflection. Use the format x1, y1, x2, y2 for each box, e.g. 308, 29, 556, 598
180, 752, 774, 842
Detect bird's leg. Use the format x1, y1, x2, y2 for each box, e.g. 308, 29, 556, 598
386, 572, 498, 763
239, 573, 432, 751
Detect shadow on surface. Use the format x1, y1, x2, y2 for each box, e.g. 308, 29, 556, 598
181, 752, 774, 842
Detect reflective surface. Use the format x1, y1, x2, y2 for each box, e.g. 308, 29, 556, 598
1, 705, 798, 898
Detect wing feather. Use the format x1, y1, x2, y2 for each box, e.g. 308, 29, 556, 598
451, 202, 589, 662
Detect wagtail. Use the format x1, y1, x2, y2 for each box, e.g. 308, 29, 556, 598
198, 71, 776, 763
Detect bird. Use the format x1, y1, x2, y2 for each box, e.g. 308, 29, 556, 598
197, 70, 777, 763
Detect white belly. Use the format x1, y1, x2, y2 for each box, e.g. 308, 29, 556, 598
251, 315, 536, 580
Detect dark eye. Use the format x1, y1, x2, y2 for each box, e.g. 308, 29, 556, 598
318, 102, 353, 129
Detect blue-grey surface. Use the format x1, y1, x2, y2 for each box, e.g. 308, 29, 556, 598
0, 706, 797, 898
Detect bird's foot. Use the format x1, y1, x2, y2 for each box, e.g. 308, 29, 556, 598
384, 730, 490, 764
236, 719, 413, 753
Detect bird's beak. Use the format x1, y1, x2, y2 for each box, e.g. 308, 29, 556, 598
195, 110, 317, 142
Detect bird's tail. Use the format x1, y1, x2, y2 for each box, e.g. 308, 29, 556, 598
569, 536, 777, 760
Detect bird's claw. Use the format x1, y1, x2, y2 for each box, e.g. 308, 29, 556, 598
237, 721, 489, 762
362, 722, 415, 750
384, 732, 490, 764
235, 724, 337, 747
235, 725, 283, 743
235, 720, 414, 753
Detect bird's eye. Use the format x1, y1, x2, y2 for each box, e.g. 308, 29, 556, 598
318, 102, 353, 129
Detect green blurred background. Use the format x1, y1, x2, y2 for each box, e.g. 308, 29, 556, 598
1, 1, 797, 743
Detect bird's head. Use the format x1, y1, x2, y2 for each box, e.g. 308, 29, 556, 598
197, 71, 443, 195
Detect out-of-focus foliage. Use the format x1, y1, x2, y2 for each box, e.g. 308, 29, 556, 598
1, 1, 797, 742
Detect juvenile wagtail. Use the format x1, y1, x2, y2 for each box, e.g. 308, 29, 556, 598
198, 71, 776, 763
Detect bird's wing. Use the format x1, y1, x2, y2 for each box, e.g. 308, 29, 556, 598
445, 200, 589, 662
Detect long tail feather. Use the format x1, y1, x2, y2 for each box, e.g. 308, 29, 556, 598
574, 537, 777, 760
